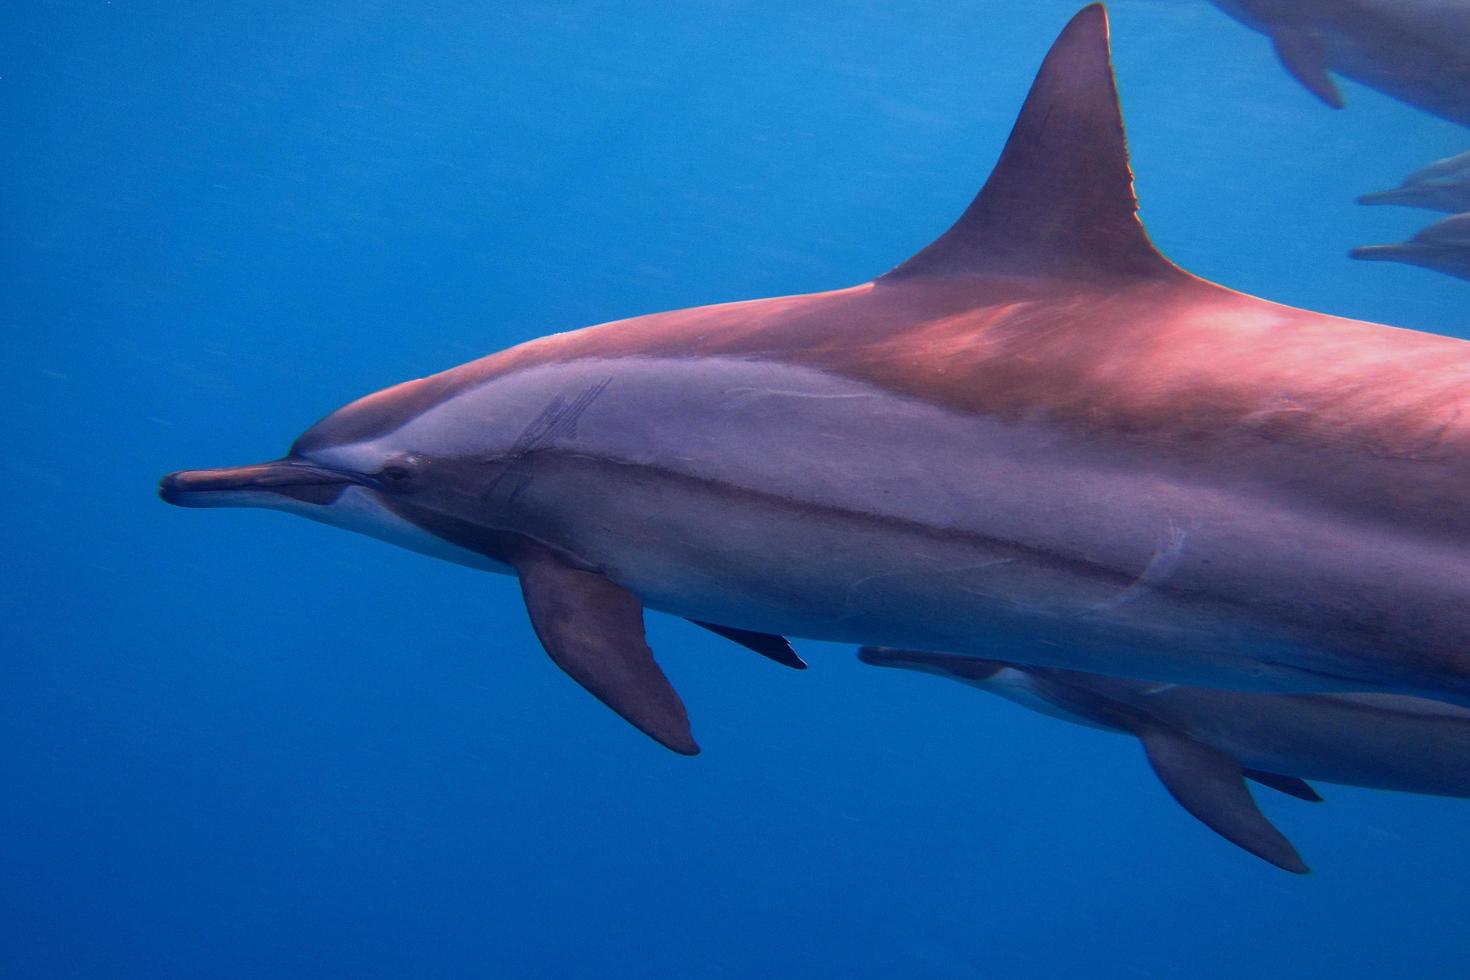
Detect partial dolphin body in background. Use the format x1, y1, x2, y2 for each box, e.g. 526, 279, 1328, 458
1359, 151, 1470, 213
1353, 212, 1470, 282
162, 6, 1470, 755
1205, 1, 1470, 127
859, 647, 1470, 873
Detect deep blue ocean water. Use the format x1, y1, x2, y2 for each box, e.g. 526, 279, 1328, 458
4, 2, 1468, 977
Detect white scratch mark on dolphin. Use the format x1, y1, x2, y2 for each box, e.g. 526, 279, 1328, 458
840, 558, 1018, 620
723, 387, 880, 402
1085, 520, 1188, 615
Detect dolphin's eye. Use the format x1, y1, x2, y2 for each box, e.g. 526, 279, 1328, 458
376, 454, 424, 488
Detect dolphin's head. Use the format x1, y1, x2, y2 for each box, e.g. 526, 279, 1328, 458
158, 371, 524, 573
857, 646, 1011, 686
1351, 213, 1470, 283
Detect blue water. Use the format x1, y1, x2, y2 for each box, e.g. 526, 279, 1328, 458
4, 2, 1467, 977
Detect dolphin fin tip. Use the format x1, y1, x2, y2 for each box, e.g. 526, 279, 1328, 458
516, 545, 700, 755
1268, 25, 1345, 109
1140, 728, 1310, 874
692, 620, 807, 670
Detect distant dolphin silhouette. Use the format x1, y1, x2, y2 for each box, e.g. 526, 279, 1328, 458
1205, 0, 1470, 127
1359, 151, 1470, 213
162, 6, 1470, 755
859, 646, 1470, 873
1353, 212, 1470, 281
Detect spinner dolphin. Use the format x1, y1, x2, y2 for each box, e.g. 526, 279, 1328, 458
162, 6, 1470, 754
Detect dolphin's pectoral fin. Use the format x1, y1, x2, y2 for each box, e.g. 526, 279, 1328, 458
1268, 26, 1344, 109
690, 620, 807, 670
1139, 729, 1309, 874
515, 547, 698, 755
1244, 769, 1323, 803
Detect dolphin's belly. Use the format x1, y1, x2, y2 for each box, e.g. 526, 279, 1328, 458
400, 355, 1470, 697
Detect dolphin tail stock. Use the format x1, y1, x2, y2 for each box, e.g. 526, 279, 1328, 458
878, 3, 1186, 286
514, 542, 699, 755
1140, 728, 1310, 874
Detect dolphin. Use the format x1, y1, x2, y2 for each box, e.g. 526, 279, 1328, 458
1359, 151, 1470, 213
1352, 211, 1470, 282
1203, 0, 1470, 128
161, 5, 1470, 756
857, 646, 1470, 873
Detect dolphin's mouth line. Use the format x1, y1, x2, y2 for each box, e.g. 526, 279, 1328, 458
158, 459, 366, 507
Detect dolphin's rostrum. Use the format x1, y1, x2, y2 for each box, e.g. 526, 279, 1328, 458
1352, 212, 1470, 283
1359, 151, 1470, 214
162, 6, 1470, 754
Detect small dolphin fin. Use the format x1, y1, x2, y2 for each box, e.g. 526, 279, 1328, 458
1139, 729, 1309, 874
1268, 27, 1344, 109
882, 4, 1179, 283
1244, 770, 1323, 803
690, 620, 807, 670
515, 546, 698, 755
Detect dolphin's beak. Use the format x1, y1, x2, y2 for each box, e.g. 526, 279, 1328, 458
1356, 187, 1416, 207
158, 459, 360, 508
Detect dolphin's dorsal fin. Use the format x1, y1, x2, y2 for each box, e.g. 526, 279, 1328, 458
882, 4, 1179, 283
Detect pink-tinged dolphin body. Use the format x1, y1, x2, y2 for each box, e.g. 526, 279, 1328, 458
1205, 0, 1470, 127
160, 6, 1470, 755
859, 646, 1470, 873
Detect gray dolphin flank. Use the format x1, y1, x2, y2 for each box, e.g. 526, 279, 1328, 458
162, 6, 1470, 756
858, 647, 1470, 873
1359, 151, 1470, 213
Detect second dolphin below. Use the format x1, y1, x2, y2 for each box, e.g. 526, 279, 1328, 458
858, 647, 1470, 873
